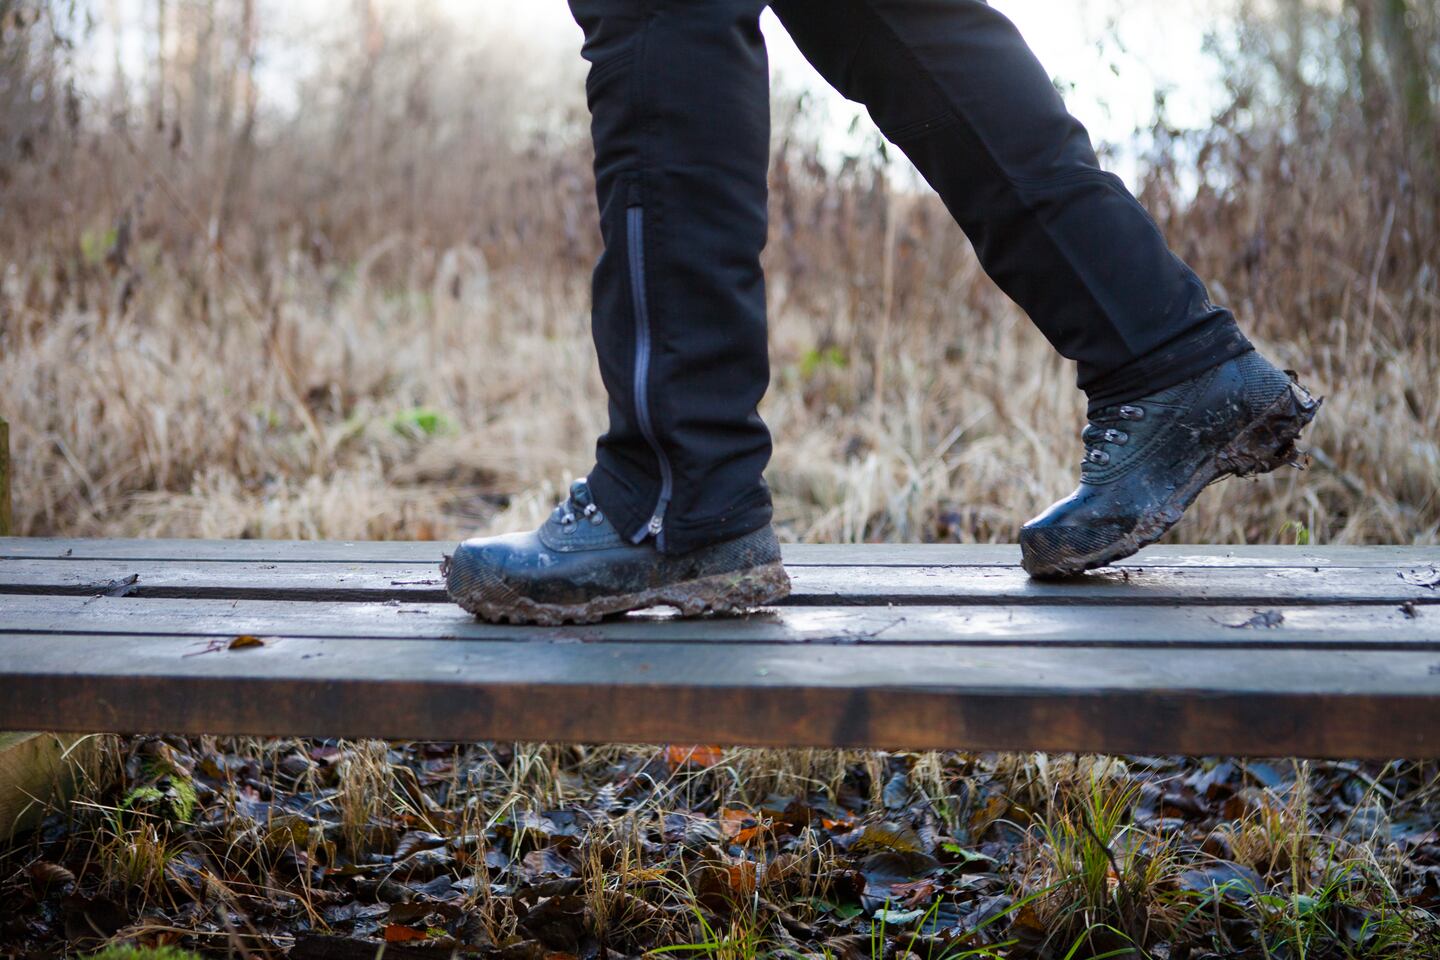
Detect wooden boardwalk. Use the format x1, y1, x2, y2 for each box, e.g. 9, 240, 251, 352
1, 538, 1437, 757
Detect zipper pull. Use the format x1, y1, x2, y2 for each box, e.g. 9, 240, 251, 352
630, 500, 669, 545
647, 496, 669, 536
648, 500, 667, 551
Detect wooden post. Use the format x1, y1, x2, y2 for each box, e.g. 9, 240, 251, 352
0, 733, 105, 840
0, 417, 11, 536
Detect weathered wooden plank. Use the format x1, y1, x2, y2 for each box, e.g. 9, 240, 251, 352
0, 594, 1434, 649
1, 633, 1436, 757
2, 537, 1434, 568
2, 557, 1435, 605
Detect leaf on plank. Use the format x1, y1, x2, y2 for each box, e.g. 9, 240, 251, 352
100, 574, 140, 597
229, 634, 266, 648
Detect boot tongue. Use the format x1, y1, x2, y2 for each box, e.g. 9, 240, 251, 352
568, 478, 594, 509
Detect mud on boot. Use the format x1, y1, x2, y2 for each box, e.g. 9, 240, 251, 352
1020, 351, 1321, 578
443, 478, 791, 625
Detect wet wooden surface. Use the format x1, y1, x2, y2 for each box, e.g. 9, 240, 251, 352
1, 538, 1437, 756
3, 558, 1438, 605
3, 537, 1433, 567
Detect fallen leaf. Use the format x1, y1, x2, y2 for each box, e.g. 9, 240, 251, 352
890, 877, 937, 908
519, 894, 587, 951
520, 846, 575, 880
882, 771, 911, 810
970, 795, 1009, 837
395, 829, 446, 860
322, 901, 389, 924
27, 861, 76, 887
852, 822, 923, 854
665, 744, 725, 768
185, 635, 269, 657
719, 806, 770, 843
1178, 860, 1263, 900
726, 861, 758, 896
858, 850, 941, 907
734, 824, 769, 845
383, 923, 430, 942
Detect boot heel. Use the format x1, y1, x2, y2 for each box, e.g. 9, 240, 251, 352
1220, 377, 1322, 478
661, 560, 791, 616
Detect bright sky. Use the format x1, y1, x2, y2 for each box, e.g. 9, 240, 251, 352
91, 0, 1232, 185
461, 0, 1229, 146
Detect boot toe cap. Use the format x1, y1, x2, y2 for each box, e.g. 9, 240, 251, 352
1019, 524, 1125, 577
445, 533, 534, 606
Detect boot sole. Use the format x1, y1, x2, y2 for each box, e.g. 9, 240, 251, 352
1021, 375, 1322, 578
450, 560, 792, 626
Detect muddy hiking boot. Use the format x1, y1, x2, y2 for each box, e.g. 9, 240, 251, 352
1021, 351, 1321, 578
443, 479, 790, 625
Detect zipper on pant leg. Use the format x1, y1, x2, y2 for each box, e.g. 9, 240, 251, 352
625, 202, 672, 548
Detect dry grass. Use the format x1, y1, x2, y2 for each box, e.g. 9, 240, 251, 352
2, 5, 1438, 956
1, 1, 1435, 547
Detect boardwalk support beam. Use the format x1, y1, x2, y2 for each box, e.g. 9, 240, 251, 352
0, 418, 11, 536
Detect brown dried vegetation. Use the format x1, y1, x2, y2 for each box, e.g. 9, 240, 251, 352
2, 2, 1439, 956
0, 0, 1435, 546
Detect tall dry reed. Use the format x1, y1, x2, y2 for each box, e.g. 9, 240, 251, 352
1, 1, 1435, 544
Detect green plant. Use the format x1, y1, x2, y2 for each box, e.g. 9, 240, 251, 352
1030, 769, 1179, 953
799, 346, 848, 380
88, 947, 206, 960
649, 870, 766, 960
1280, 520, 1312, 546
389, 406, 456, 439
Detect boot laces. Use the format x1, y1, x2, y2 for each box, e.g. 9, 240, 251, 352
554, 478, 605, 532
1081, 404, 1143, 467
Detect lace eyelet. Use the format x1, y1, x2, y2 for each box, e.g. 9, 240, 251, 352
1085, 449, 1111, 466
1118, 405, 1145, 421
1103, 429, 1129, 444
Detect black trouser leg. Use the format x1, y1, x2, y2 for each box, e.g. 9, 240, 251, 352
568, 0, 775, 554
770, 0, 1253, 411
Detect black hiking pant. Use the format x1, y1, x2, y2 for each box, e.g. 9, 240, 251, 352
568, 0, 1253, 554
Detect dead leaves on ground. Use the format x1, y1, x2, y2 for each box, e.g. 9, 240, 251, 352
5, 741, 1440, 957
663, 744, 725, 769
